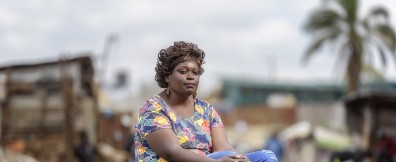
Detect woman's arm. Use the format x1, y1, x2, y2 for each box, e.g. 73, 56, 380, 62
211, 127, 235, 152
212, 127, 250, 161
146, 128, 228, 162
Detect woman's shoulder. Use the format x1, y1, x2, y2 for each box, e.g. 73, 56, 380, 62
138, 95, 165, 113
195, 98, 214, 109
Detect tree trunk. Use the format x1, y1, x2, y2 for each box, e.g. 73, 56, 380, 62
347, 30, 362, 93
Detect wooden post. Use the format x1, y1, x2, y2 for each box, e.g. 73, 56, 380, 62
60, 58, 75, 162
369, 103, 379, 153
362, 103, 373, 149
1, 67, 11, 138
38, 65, 48, 135
92, 85, 100, 144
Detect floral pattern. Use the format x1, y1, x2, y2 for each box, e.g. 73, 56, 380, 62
134, 95, 224, 161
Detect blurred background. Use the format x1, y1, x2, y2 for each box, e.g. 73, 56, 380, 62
1, 0, 396, 162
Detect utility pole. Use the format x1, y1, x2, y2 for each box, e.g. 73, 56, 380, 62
267, 55, 277, 81
99, 34, 118, 87
97, 34, 118, 143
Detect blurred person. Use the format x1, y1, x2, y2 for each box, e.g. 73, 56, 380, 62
74, 131, 99, 162
329, 133, 371, 162
264, 132, 284, 161
134, 41, 278, 162
0, 137, 37, 162
297, 132, 316, 162
329, 150, 371, 162
375, 132, 396, 162
124, 133, 135, 161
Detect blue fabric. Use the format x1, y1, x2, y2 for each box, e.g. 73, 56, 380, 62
264, 137, 284, 160
207, 150, 278, 162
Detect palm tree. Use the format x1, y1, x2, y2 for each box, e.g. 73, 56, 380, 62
303, 0, 396, 92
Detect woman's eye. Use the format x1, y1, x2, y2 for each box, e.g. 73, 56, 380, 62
179, 70, 186, 74
193, 71, 199, 75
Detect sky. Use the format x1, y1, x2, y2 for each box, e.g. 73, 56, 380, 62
1, 0, 396, 97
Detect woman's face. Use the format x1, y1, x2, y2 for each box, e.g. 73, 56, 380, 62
166, 60, 200, 96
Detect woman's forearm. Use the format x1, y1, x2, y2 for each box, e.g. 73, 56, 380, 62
212, 142, 236, 153
164, 148, 219, 162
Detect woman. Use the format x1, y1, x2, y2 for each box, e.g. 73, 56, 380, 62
134, 41, 278, 162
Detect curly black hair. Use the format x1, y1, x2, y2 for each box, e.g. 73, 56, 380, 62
155, 41, 205, 88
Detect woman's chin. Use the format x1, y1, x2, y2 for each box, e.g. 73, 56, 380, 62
184, 91, 196, 96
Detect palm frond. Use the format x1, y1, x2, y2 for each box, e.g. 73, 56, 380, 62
375, 24, 396, 51
338, 0, 358, 23
362, 63, 385, 80
303, 38, 326, 63
303, 30, 342, 63
361, 19, 370, 32
362, 7, 390, 33
304, 9, 343, 33
370, 7, 389, 19
377, 47, 388, 67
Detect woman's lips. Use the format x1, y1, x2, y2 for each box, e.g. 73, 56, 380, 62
184, 83, 196, 88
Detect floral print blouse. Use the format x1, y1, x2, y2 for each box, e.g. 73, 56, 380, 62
134, 95, 224, 161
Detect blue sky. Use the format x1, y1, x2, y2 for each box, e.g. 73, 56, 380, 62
1, 0, 396, 96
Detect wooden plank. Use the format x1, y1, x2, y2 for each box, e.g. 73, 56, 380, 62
60, 57, 76, 162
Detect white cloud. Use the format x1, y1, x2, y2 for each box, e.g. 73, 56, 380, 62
2, 32, 26, 49
0, 5, 19, 26
289, 0, 320, 15
36, 18, 62, 33
256, 19, 300, 45
121, 0, 276, 25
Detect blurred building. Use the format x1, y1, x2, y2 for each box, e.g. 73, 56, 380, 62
97, 70, 134, 150
218, 78, 396, 130
345, 93, 396, 151
221, 79, 344, 106
208, 78, 396, 155
0, 55, 98, 162
216, 78, 343, 129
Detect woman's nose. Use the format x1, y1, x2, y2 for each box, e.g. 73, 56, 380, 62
186, 72, 195, 80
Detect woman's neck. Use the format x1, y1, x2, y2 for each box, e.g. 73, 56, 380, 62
159, 90, 192, 107
159, 90, 195, 118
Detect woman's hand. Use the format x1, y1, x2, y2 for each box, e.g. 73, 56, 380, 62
229, 154, 250, 162
229, 154, 249, 159
217, 155, 250, 162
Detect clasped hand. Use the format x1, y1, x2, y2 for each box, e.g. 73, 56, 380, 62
218, 154, 250, 162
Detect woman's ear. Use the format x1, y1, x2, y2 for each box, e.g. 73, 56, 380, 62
165, 76, 170, 83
